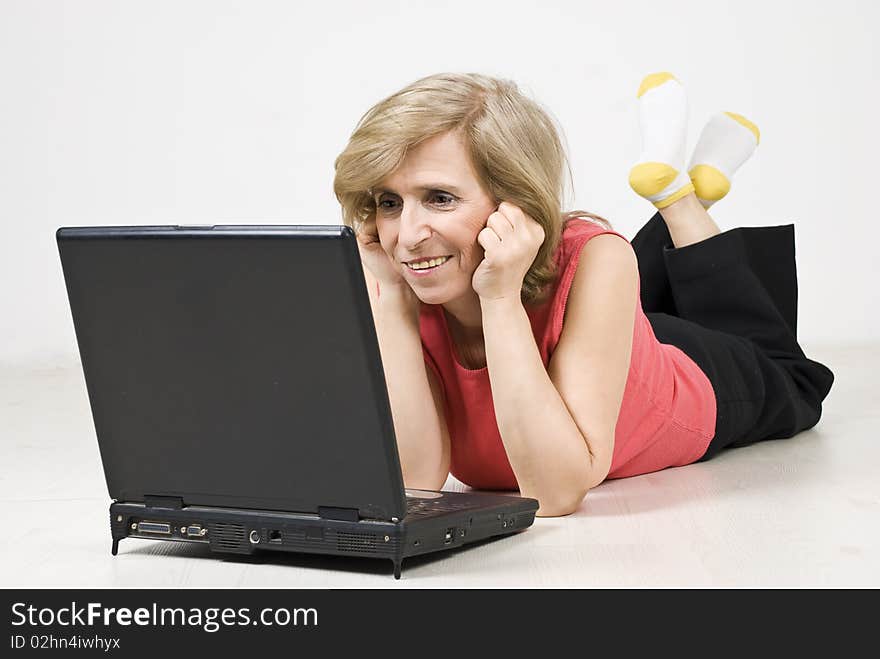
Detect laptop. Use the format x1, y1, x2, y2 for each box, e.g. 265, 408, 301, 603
56, 224, 539, 579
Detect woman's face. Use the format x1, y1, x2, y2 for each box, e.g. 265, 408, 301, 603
373, 130, 497, 305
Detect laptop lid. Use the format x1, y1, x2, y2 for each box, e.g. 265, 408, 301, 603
57, 224, 408, 522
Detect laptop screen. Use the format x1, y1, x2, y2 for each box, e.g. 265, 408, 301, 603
57, 225, 408, 521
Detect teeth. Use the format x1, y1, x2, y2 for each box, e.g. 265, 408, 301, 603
408, 255, 450, 270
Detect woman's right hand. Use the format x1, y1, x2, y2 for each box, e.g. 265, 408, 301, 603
355, 215, 419, 313
355, 214, 407, 289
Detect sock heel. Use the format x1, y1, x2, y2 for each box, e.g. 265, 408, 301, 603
688, 164, 731, 203
629, 162, 680, 197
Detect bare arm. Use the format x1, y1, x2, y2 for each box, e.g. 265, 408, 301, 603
364, 268, 451, 490
480, 234, 637, 516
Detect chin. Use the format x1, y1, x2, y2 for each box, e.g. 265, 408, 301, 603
413, 281, 470, 307
413, 289, 449, 306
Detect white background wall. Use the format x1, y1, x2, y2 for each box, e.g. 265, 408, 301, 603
1, 0, 876, 366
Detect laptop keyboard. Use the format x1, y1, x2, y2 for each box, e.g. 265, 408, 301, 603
405, 495, 474, 519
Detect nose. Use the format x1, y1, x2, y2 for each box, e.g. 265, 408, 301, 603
397, 203, 433, 251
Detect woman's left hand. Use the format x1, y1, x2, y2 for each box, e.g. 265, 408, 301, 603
472, 201, 546, 302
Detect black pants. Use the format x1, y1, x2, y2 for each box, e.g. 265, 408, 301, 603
631, 212, 835, 462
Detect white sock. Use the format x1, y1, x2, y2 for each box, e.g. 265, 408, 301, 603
687, 111, 760, 209
628, 72, 695, 209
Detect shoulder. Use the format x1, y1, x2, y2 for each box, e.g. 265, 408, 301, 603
551, 230, 639, 355
566, 232, 639, 318
557, 217, 632, 265
582, 232, 637, 273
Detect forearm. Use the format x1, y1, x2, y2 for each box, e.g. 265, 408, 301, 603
369, 280, 447, 488
481, 297, 599, 516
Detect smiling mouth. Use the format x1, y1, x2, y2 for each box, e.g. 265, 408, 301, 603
405, 255, 453, 272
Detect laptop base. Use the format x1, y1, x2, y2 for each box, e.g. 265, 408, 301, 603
109, 498, 537, 580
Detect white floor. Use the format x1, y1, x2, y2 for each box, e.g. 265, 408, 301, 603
1, 343, 877, 588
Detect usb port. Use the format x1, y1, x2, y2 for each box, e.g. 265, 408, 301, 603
137, 521, 171, 535
444, 528, 454, 544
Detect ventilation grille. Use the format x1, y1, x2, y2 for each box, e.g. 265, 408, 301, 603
210, 523, 250, 553
336, 531, 384, 554
277, 528, 395, 556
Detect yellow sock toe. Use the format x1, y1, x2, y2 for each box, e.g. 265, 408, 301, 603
724, 112, 761, 145
637, 72, 679, 98
689, 164, 731, 203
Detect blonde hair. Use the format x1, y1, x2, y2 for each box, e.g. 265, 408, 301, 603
333, 72, 611, 305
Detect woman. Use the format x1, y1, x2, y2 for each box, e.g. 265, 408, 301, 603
332, 72, 834, 517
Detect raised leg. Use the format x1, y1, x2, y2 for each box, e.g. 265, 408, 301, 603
631, 212, 678, 316
657, 191, 721, 248
653, 215, 835, 455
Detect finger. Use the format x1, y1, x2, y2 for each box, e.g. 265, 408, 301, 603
356, 228, 380, 245
487, 211, 515, 237
497, 202, 521, 230
357, 216, 380, 241
477, 226, 501, 252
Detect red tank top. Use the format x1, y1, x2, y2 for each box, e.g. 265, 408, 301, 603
418, 216, 717, 489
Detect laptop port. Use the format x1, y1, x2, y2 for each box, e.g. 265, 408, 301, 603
268, 529, 282, 543
136, 522, 171, 535
444, 528, 454, 544
185, 525, 206, 537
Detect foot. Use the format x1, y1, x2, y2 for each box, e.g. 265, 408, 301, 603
687, 111, 760, 209
628, 72, 695, 209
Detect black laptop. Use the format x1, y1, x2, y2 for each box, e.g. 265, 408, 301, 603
56, 224, 539, 579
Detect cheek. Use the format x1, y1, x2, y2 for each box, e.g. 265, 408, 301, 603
456, 217, 489, 265
457, 240, 481, 265
376, 222, 398, 251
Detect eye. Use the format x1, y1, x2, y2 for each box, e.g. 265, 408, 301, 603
431, 192, 456, 206
375, 191, 457, 213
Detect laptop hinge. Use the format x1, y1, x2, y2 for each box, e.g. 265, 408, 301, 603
144, 495, 185, 510
318, 506, 360, 522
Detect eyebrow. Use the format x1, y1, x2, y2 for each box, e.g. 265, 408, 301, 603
373, 184, 463, 196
